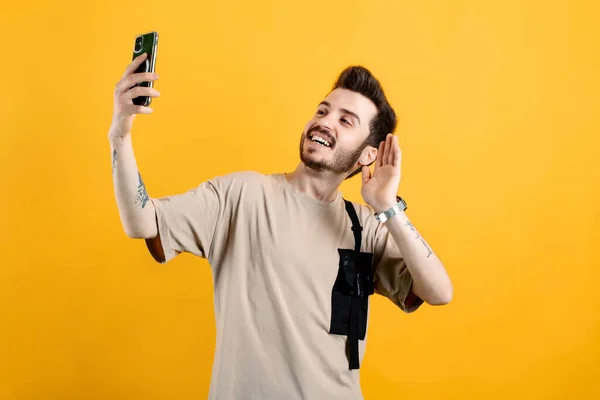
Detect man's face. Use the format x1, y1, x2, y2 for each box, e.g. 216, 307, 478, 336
300, 88, 378, 175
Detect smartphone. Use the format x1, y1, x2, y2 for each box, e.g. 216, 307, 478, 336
131, 31, 159, 106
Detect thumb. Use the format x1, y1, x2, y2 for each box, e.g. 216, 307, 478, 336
361, 166, 371, 185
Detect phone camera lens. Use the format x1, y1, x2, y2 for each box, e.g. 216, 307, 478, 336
134, 37, 143, 52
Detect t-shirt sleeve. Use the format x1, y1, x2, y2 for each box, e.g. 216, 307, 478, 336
372, 224, 424, 313
148, 179, 222, 263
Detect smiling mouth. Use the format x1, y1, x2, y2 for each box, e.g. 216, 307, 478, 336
308, 132, 334, 148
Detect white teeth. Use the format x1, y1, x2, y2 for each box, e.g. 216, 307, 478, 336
311, 135, 331, 147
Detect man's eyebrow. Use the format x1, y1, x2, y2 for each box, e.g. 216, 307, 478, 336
318, 101, 361, 125
340, 108, 361, 125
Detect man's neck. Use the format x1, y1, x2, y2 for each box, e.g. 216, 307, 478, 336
285, 164, 345, 203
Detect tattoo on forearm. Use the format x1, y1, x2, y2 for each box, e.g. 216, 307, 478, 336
112, 150, 117, 174
420, 238, 433, 258
405, 221, 432, 258
135, 172, 150, 208
405, 221, 420, 238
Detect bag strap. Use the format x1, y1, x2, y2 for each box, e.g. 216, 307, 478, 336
343, 198, 363, 370
344, 199, 362, 253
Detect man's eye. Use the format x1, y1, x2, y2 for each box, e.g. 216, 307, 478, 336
341, 118, 351, 125
316, 110, 325, 116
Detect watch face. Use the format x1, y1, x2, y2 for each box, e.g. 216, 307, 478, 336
375, 197, 407, 222
375, 213, 386, 223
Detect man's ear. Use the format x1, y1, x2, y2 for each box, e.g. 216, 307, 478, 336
359, 146, 378, 166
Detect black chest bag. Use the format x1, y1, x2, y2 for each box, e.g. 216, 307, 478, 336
328, 199, 375, 370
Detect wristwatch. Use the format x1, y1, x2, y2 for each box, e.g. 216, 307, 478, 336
374, 196, 407, 223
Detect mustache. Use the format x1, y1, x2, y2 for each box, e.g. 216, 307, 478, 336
307, 126, 335, 146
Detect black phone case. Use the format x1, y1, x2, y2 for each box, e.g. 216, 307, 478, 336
131, 32, 158, 106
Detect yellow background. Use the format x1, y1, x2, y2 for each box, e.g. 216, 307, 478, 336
1, 0, 599, 399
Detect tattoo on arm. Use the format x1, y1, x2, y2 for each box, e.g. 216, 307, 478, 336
405, 221, 432, 258
420, 238, 433, 258
135, 172, 150, 208
405, 221, 420, 238
112, 150, 117, 174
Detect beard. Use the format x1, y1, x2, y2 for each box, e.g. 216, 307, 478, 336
299, 129, 368, 175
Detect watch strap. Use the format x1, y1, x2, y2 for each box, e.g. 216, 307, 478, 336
374, 196, 407, 223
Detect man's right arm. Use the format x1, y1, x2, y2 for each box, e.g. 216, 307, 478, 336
110, 134, 165, 262
110, 134, 157, 239
108, 54, 221, 264
108, 52, 163, 259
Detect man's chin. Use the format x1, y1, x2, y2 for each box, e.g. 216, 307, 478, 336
300, 154, 328, 172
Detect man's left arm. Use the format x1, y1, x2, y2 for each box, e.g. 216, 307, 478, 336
380, 210, 453, 305
361, 133, 453, 306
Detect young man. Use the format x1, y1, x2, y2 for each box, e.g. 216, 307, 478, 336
109, 53, 453, 400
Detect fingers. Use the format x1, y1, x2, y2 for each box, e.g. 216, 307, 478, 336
375, 140, 385, 169
122, 104, 154, 114
376, 134, 400, 167
361, 166, 371, 185
381, 135, 392, 165
376, 134, 393, 167
110, 55, 158, 122
122, 86, 161, 102
384, 134, 393, 165
114, 85, 159, 117
388, 135, 397, 165
121, 52, 148, 80
392, 136, 401, 167
115, 72, 159, 96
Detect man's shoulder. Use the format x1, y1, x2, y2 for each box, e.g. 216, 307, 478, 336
342, 198, 382, 235
210, 170, 275, 184
343, 199, 375, 220
206, 170, 279, 194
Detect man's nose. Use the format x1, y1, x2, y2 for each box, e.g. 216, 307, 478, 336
317, 115, 335, 131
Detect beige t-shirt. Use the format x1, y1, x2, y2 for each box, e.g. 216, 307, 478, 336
149, 171, 422, 400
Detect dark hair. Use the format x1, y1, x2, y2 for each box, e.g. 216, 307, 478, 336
333, 66, 397, 178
